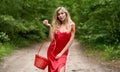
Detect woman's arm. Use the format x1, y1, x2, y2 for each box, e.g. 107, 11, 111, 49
49, 25, 54, 41
43, 20, 54, 41
55, 24, 75, 59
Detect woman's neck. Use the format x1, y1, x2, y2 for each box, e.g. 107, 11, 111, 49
61, 20, 66, 24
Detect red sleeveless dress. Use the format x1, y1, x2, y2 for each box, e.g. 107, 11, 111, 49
47, 25, 74, 72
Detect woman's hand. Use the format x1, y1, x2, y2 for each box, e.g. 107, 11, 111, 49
55, 53, 62, 59
43, 20, 51, 27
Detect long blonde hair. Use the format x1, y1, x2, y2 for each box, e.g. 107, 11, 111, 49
52, 7, 73, 32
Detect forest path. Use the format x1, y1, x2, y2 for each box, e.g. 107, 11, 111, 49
0, 40, 118, 72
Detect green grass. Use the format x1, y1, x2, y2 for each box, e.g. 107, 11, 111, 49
0, 43, 15, 61
83, 45, 104, 60
83, 44, 120, 61
83, 44, 120, 70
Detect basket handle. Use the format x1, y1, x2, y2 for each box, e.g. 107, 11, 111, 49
37, 38, 48, 54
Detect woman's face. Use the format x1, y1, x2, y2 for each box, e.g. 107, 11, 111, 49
57, 9, 66, 22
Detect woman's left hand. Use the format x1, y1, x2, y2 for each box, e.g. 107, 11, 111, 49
55, 53, 62, 59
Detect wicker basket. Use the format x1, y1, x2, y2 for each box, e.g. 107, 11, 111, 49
34, 39, 49, 70
34, 54, 49, 70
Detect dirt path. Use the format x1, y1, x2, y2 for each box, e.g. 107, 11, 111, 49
0, 40, 119, 72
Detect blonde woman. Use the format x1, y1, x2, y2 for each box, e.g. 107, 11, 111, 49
43, 6, 75, 72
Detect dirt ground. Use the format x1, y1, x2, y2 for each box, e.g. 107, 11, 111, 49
0, 40, 119, 72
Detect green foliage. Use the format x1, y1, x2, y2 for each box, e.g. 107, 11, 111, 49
0, 1, 52, 57
0, 43, 15, 60
74, 0, 120, 60
77, 0, 120, 44
98, 44, 120, 60
0, 32, 10, 42
0, 15, 46, 43
0, 0, 120, 61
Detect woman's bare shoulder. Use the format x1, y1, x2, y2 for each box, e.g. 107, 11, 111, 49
70, 21, 75, 26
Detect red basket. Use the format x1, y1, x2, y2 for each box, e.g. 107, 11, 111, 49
34, 54, 49, 70
34, 39, 49, 70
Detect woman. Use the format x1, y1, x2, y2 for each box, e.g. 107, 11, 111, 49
43, 6, 75, 72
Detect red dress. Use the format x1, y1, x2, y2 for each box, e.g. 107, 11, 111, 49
47, 25, 74, 72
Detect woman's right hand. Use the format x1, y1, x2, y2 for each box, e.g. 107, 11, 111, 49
43, 20, 51, 27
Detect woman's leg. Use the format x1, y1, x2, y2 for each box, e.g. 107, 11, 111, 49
60, 66, 65, 72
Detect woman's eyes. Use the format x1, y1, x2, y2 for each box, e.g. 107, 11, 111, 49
61, 12, 63, 14
61, 12, 64, 14
58, 12, 64, 16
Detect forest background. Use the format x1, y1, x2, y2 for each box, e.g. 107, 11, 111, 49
0, 0, 120, 66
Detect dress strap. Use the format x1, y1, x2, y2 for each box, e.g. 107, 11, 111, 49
71, 24, 75, 33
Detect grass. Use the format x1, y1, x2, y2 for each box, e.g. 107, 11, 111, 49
83, 45, 105, 61
83, 43, 120, 61
83, 43, 120, 70
0, 43, 15, 61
